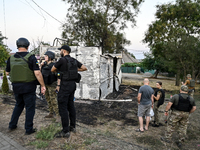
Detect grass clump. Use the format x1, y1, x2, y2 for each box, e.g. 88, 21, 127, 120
83, 137, 98, 146
136, 136, 164, 147
29, 141, 49, 149
36, 123, 61, 140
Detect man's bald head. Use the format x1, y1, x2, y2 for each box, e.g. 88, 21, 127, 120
144, 78, 149, 85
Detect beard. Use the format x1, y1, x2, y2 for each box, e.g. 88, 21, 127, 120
60, 52, 64, 57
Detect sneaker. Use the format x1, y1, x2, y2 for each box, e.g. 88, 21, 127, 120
25, 128, 37, 135
69, 126, 76, 133
44, 113, 54, 118
160, 136, 171, 143
152, 124, 160, 127
54, 130, 70, 138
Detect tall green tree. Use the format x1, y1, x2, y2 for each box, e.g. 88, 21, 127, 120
141, 51, 169, 78
143, 0, 200, 85
61, 0, 144, 53
0, 32, 9, 67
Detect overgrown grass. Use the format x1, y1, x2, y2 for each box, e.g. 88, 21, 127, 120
62, 143, 85, 150
83, 137, 98, 145
29, 141, 49, 149
36, 123, 61, 140
136, 136, 164, 148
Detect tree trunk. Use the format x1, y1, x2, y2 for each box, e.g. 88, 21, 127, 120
152, 70, 159, 78
175, 69, 180, 86
192, 66, 195, 79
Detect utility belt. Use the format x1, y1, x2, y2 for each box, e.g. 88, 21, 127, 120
60, 72, 81, 83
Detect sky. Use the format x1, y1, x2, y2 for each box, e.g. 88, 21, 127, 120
0, 0, 174, 59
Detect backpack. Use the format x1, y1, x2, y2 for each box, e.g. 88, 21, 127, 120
61, 56, 79, 82
154, 89, 165, 107
189, 79, 195, 87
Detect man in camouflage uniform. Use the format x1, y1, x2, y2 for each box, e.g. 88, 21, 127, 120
182, 74, 195, 97
161, 85, 196, 148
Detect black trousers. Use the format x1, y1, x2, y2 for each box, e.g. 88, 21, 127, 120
9, 91, 36, 133
57, 81, 76, 132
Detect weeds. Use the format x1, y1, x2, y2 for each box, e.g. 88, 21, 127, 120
62, 143, 83, 150
36, 123, 61, 140
29, 141, 49, 148
136, 136, 164, 147
83, 137, 98, 145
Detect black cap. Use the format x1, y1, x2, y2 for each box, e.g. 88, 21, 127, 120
58, 45, 71, 53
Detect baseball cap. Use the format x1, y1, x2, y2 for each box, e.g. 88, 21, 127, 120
181, 85, 188, 92
58, 45, 71, 53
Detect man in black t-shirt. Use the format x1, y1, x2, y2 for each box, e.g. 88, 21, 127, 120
51, 45, 87, 138
6, 37, 46, 135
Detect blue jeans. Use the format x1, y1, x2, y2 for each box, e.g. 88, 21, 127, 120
9, 91, 36, 133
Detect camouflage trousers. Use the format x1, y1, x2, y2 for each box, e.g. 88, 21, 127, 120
165, 110, 189, 143
189, 89, 194, 98
153, 101, 159, 125
45, 84, 59, 116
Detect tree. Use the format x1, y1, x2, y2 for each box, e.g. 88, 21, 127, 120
30, 39, 50, 55
141, 52, 169, 78
2, 70, 9, 94
143, 0, 200, 85
61, 0, 144, 53
0, 32, 9, 67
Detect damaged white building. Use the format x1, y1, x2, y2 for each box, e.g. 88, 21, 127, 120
40, 45, 122, 100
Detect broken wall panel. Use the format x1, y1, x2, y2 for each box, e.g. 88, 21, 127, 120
115, 58, 122, 91
99, 56, 114, 99
74, 47, 102, 100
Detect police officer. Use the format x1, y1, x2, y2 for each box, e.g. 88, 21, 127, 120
161, 85, 196, 148
182, 74, 195, 97
41, 51, 60, 122
6, 37, 46, 135
51, 45, 87, 138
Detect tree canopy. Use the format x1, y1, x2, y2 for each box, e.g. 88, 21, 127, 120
61, 0, 144, 53
0, 32, 9, 67
143, 0, 200, 85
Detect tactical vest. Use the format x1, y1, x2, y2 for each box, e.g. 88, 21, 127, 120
10, 53, 36, 83
61, 56, 79, 81
41, 62, 57, 85
189, 79, 195, 87
154, 89, 165, 107
172, 94, 192, 112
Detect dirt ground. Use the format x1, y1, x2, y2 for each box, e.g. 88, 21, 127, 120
0, 75, 200, 150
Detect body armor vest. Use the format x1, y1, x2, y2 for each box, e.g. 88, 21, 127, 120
41, 62, 57, 85
10, 53, 36, 83
172, 94, 192, 112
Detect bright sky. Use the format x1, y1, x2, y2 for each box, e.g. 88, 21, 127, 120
0, 0, 174, 59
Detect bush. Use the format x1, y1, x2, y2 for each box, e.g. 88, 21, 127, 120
2, 70, 9, 94
121, 63, 138, 67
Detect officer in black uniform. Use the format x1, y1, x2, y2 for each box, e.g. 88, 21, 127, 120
51, 45, 87, 138
6, 37, 46, 135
